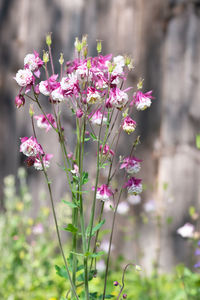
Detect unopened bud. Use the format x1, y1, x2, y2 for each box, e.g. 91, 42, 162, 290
87, 59, 91, 69
76, 109, 83, 118
74, 37, 82, 52
113, 281, 119, 286
83, 46, 88, 58
29, 104, 34, 117
97, 40, 102, 54
137, 78, 144, 90
123, 293, 127, 299
15, 94, 25, 108
125, 56, 134, 70
43, 51, 49, 63
135, 264, 142, 271
108, 62, 115, 73
82, 35, 88, 47
59, 53, 64, 65
46, 32, 52, 46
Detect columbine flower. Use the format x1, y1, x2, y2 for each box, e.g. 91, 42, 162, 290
99, 144, 115, 157
127, 194, 141, 205
89, 109, 107, 125
24, 51, 43, 73
122, 116, 136, 134
117, 201, 129, 215
34, 154, 53, 170
123, 177, 142, 195
51, 87, 66, 102
76, 109, 84, 118
107, 87, 128, 109
15, 94, 25, 108
14, 69, 33, 87
120, 156, 142, 174
87, 87, 101, 104
34, 114, 56, 132
20, 136, 44, 157
71, 164, 79, 176
76, 63, 92, 82
96, 184, 113, 202
60, 73, 78, 91
39, 74, 59, 96
134, 90, 153, 111
113, 55, 125, 67
39, 81, 50, 96
177, 223, 195, 238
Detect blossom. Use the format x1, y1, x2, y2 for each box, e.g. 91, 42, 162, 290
107, 87, 128, 109
24, 51, 43, 73
39, 74, 59, 96
51, 87, 66, 102
34, 154, 53, 170
127, 194, 141, 205
87, 87, 101, 104
134, 90, 153, 111
39, 81, 50, 96
15, 94, 25, 108
20, 136, 44, 157
99, 144, 115, 157
117, 201, 129, 215
34, 114, 56, 132
177, 223, 194, 238
14, 69, 33, 87
76, 62, 92, 82
122, 116, 136, 134
113, 55, 125, 67
60, 73, 78, 92
96, 184, 113, 202
120, 156, 142, 174
76, 109, 84, 118
123, 177, 142, 195
89, 109, 107, 125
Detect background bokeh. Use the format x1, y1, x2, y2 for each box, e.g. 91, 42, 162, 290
0, 0, 200, 273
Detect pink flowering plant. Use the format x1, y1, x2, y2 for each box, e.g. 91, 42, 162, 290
14, 34, 154, 299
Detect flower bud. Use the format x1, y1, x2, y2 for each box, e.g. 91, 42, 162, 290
59, 53, 64, 65
74, 37, 82, 52
76, 109, 83, 118
43, 51, 49, 63
97, 40, 102, 54
113, 281, 119, 286
46, 32, 52, 46
137, 78, 144, 90
82, 35, 88, 47
29, 104, 34, 117
15, 94, 25, 108
123, 293, 127, 299
83, 46, 88, 58
87, 59, 91, 69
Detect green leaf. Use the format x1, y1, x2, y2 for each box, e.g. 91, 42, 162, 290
63, 224, 78, 234
90, 132, 98, 141
62, 199, 78, 208
196, 134, 200, 149
85, 251, 104, 258
55, 265, 69, 279
70, 251, 84, 257
92, 219, 105, 236
84, 137, 90, 142
81, 172, 89, 185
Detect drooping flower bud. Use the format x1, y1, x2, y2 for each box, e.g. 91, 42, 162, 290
76, 109, 84, 118
59, 53, 64, 65
113, 281, 119, 286
97, 40, 102, 54
46, 32, 52, 46
15, 94, 25, 108
123, 294, 127, 299
43, 51, 49, 63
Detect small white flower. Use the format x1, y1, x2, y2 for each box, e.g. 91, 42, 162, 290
127, 194, 141, 205
51, 87, 66, 102
177, 223, 194, 238
15, 69, 33, 87
117, 201, 129, 215
24, 54, 38, 71
39, 81, 50, 96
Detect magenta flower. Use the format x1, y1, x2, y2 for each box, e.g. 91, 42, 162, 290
123, 177, 142, 195
61, 73, 78, 93
120, 156, 142, 174
87, 87, 101, 104
107, 87, 128, 109
15, 94, 25, 108
34, 154, 53, 170
96, 184, 113, 202
39, 74, 60, 96
99, 144, 115, 157
20, 136, 44, 157
24, 51, 43, 77
89, 108, 107, 126
122, 116, 136, 134
34, 114, 56, 132
134, 90, 153, 111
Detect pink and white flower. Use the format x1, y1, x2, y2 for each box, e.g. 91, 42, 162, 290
24, 51, 43, 73
87, 87, 101, 104
89, 109, 107, 126
15, 69, 33, 87
15, 94, 25, 108
96, 184, 113, 202
20, 136, 44, 157
122, 116, 136, 134
120, 156, 142, 174
32, 223, 44, 234
34, 114, 56, 132
51, 87, 66, 102
60, 73, 78, 91
99, 144, 115, 157
123, 177, 142, 195
39, 74, 59, 96
107, 87, 128, 109
39, 81, 50, 96
76, 63, 92, 82
177, 223, 195, 238
134, 90, 153, 111
34, 154, 53, 170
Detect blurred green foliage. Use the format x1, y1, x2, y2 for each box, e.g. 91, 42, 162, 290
1, 169, 200, 299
